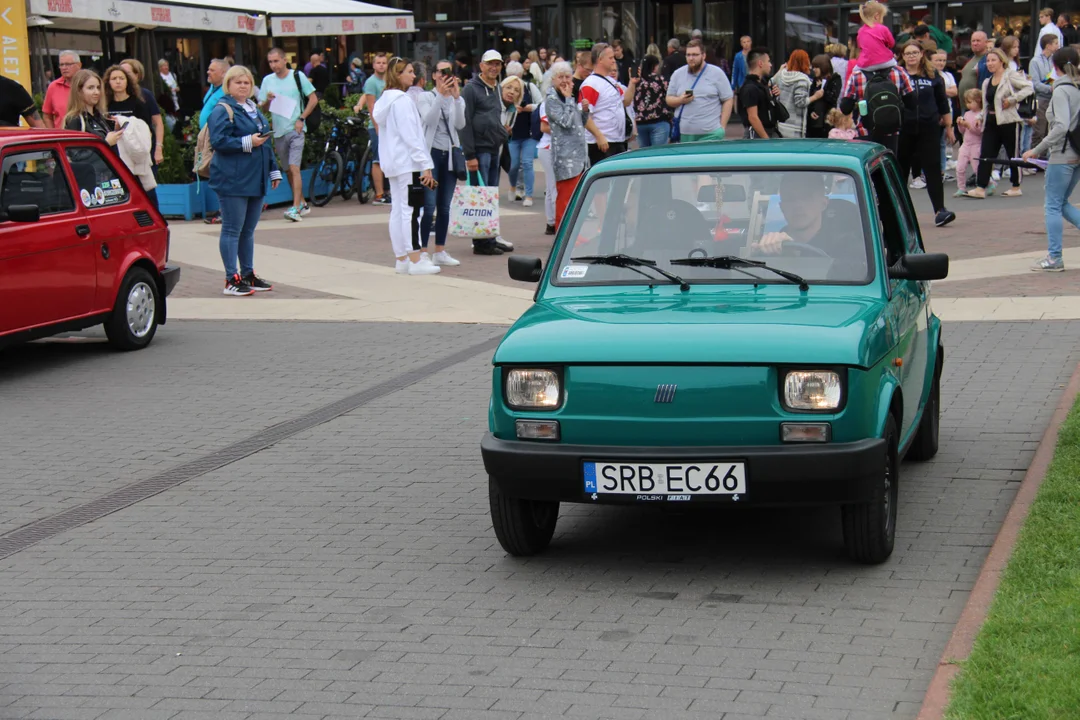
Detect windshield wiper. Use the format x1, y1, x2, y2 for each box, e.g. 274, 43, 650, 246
572, 254, 691, 292
670, 255, 809, 292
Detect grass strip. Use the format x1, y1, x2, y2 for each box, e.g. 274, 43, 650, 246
945, 395, 1080, 720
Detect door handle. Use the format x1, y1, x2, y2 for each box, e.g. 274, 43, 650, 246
75, 224, 90, 237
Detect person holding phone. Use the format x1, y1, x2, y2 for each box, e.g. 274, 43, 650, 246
208, 65, 282, 296
416, 61, 467, 266
666, 38, 734, 143
373, 56, 440, 275
64, 69, 126, 149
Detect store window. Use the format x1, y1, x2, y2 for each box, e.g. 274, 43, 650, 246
602, 3, 640, 57
570, 5, 602, 47
992, 2, 1033, 58
704, 1, 735, 71
785, 6, 839, 60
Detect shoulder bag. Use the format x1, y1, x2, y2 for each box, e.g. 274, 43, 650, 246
670, 67, 705, 143
293, 70, 322, 133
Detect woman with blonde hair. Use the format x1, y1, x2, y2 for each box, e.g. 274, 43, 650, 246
208, 64, 282, 295
372, 56, 439, 275
967, 48, 1034, 198
64, 69, 125, 148
498, 75, 524, 196
646, 43, 662, 62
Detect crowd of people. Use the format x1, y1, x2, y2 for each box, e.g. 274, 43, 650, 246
24, 4, 1080, 292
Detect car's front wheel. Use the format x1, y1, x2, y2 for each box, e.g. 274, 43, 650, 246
841, 414, 899, 564
489, 476, 559, 556
104, 266, 160, 351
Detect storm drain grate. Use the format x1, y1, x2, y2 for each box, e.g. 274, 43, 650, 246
0, 335, 501, 560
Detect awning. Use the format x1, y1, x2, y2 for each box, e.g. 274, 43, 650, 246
28, 0, 414, 36
29, 0, 267, 35
266, 0, 414, 37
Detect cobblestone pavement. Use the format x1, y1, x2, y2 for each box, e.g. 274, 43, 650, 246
1, 320, 1078, 720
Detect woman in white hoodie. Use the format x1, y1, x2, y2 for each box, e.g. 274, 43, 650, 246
372, 57, 440, 276
773, 50, 812, 138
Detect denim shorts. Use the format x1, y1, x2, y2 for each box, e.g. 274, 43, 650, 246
274, 130, 304, 169
370, 127, 380, 164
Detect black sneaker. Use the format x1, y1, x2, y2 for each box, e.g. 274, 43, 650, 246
473, 242, 504, 256
224, 274, 254, 296
934, 209, 956, 228
545, 224, 556, 235
242, 272, 273, 292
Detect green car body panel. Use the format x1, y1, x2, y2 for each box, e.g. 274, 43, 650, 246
482, 140, 946, 560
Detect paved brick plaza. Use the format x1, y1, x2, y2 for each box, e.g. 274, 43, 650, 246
1, 317, 1078, 719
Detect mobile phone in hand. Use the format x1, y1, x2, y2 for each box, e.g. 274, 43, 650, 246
258, 131, 273, 138
684, 90, 694, 97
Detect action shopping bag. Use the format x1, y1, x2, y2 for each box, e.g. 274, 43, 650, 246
449, 171, 500, 238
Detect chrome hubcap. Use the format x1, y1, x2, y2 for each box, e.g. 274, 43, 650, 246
126, 282, 155, 338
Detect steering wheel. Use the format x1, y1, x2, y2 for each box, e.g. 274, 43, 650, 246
748, 240, 831, 259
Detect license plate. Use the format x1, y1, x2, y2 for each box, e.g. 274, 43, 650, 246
584, 461, 746, 499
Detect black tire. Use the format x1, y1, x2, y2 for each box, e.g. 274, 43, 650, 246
104, 266, 160, 351
906, 360, 941, 461
842, 414, 899, 564
357, 148, 375, 204
309, 150, 343, 207
489, 476, 559, 556
339, 149, 358, 201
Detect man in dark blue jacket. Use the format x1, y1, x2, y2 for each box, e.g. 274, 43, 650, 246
461, 49, 513, 255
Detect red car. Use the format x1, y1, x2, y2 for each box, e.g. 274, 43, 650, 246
0, 128, 179, 350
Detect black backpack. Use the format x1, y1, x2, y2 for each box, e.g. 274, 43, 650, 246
863, 70, 903, 135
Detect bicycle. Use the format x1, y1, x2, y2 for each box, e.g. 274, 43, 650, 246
308, 115, 369, 207
355, 133, 376, 204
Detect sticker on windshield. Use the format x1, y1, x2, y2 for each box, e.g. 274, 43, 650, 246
560, 265, 588, 279
93, 187, 105, 205
80, 189, 92, 207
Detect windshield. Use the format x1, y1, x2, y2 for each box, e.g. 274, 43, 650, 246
554, 170, 871, 286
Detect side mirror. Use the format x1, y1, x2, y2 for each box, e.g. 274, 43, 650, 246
1, 204, 40, 223
888, 252, 948, 282
508, 255, 543, 283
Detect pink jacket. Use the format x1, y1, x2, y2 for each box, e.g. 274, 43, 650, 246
961, 110, 983, 146
857, 24, 896, 68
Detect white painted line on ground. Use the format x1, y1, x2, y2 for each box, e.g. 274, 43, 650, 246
168, 298, 521, 324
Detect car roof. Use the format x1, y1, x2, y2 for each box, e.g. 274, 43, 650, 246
0, 127, 99, 146
594, 139, 885, 173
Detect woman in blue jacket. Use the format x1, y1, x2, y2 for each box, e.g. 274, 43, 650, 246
209, 65, 282, 296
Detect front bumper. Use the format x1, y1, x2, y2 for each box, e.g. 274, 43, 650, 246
482, 433, 886, 506
161, 264, 181, 297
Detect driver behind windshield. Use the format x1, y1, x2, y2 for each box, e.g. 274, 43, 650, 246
754, 173, 862, 259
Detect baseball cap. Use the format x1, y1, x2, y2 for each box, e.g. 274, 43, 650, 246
481, 49, 503, 64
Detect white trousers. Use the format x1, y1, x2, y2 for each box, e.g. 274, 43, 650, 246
388, 174, 417, 258
537, 147, 556, 225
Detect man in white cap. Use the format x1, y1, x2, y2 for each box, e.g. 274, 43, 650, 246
460, 49, 514, 254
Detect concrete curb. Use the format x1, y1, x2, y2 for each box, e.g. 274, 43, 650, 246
916, 360, 1080, 720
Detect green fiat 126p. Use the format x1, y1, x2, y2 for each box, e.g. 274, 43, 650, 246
481, 140, 948, 564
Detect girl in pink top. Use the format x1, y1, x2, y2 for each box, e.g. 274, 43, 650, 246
826, 109, 859, 140
856, 2, 898, 71
955, 89, 987, 196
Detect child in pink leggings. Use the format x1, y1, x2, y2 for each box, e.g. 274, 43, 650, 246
955, 89, 986, 196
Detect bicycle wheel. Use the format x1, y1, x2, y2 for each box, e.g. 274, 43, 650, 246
339, 148, 358, 201
309, 150, 343, 207
356, 147, 375, 204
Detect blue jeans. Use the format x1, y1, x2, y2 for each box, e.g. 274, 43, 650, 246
421, 148, 457, 249
218, 194, 263, 278
637, 121, 670, 147
939, 132, 947, 172
508, 138, 537, 198
1021, 122, 1034, 154
473, 151, 501, 188
1044, 163, 1080, 260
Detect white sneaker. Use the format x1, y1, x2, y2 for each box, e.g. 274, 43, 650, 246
433, 250, 461, 266
494, 235, 514, 251
522, 197, 534, 208
946, 159, 957, 170
909, 177, 927, 190
300, 203, 311, 216
420, 251, 431, 265
395, 259, 409, 274
407, 259, 441, 275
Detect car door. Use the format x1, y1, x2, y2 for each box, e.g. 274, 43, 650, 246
63, 143, 147, 313
868, 160, 923, 439
0, 144, 93, 334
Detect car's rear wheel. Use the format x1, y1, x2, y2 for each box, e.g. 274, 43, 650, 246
104, 266, 160, 351
489, 476, 559, 556
906, 360, 941, 461
842, 414, 898, 564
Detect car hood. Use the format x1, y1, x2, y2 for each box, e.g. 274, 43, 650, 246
493, 292, 892, 367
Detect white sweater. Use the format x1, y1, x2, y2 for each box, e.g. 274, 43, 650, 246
371, 89, 434, 178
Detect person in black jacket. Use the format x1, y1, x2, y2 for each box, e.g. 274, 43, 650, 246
806, 54, 843, 138
460, 49, 513, 254
898, 41, 956, 228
